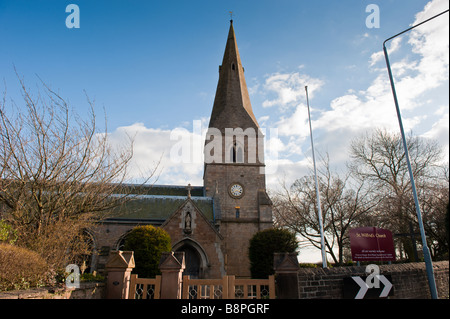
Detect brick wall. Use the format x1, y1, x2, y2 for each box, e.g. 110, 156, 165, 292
297, 261, 449, 299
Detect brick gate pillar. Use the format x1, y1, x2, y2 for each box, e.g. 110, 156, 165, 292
274, 252, 300, 299
105, 251, 135, 299
159, 251, 185, 299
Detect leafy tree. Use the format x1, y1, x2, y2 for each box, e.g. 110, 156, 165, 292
248, 228, 298, 278
123, 225, 171, 277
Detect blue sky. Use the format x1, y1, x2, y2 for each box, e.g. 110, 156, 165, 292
1, 0, 448, 187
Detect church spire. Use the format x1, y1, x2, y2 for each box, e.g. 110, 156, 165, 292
208, 20, 259, 130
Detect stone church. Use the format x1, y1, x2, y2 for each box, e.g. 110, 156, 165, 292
90, 20, 273, 279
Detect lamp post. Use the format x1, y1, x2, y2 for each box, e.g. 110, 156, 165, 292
383, 9, 448, 300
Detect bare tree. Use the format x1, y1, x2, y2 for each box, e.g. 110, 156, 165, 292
0, 74, 158, 268
349, 128, 448, 260
273, 154, 379, 265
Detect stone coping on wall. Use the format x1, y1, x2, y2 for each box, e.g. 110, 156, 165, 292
298, 260, 449, 275
297, 260, 449, 299
0, 282, 105, 299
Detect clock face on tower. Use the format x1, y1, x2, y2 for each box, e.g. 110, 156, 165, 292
229, 183, 244, 198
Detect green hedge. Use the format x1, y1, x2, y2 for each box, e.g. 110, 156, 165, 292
249, 228, 298, 278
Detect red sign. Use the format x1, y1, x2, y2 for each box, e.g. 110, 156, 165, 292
349, 227, 395, 262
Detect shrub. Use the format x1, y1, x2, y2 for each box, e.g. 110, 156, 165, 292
0, 243, 50, 291
123, 225, 171, 277
298, 263, 318, 268
80, 272, 105, 282
0, 220, 18, 245
248, 228, 298, 278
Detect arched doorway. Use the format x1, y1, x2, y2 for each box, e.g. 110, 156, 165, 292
173, 239, 208, 279
178, 244, 201, 278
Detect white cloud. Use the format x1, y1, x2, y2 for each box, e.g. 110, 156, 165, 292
421, 111, 449, 163
317, 0, 448, 136
257, 115, 270, 127
265, 158, 311, 192
275, 103, 310, 137
261, 72, 324, 110
409, 0, 449, 86
422, 112, 449, 140
370, 38, 402, 66
106, 122, 205, 186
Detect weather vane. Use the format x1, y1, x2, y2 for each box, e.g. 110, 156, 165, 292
229, 11, 233, 20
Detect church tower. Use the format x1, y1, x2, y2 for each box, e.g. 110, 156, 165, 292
204, 20, 273, 277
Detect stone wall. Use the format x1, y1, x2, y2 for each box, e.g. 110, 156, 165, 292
297, 261, 449, 299
0, 282, 105, 299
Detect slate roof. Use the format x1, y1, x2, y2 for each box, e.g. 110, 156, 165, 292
117, 184, 204, 197
103, 185, 215, 225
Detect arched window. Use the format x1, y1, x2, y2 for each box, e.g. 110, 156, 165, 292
231, 63, 236, 71
236, 145, 243, 163
230, 145, 235, 162
230, 142, 244, 163
73, 229, 96, 274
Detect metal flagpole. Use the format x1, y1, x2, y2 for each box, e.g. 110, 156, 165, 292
382, 9, 448, 299
305, 86, 327, 268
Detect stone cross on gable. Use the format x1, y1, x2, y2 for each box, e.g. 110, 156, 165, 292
186, 183, 192, 199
